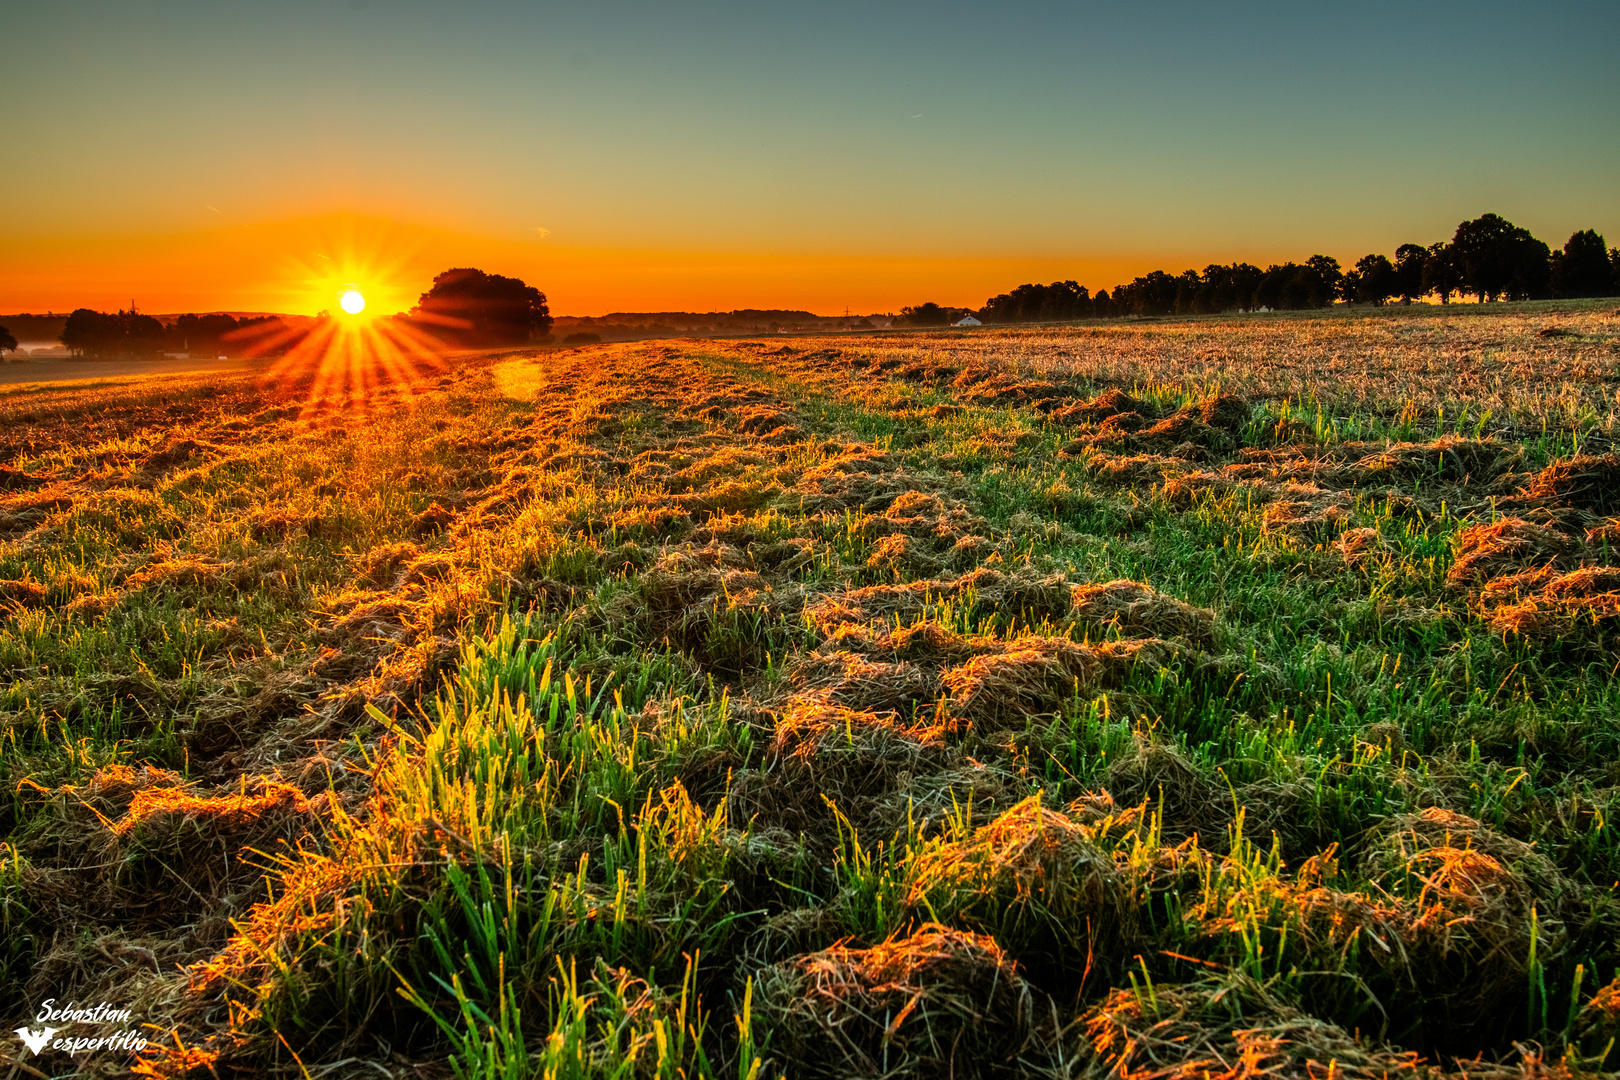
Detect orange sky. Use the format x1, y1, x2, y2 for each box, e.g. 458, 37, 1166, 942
6, 2, 1616, 318
0, 214, 1180, 317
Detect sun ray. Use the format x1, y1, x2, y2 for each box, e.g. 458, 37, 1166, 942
223, 221, 461, 419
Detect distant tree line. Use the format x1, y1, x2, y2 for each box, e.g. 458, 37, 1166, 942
901, 214, 1619, 326
56, 308, 291, 359
556, 308, 871, 338
47, 267, 557, 359
583, 308, 824, 329
892, 302, 977, 327
0, 314, 67, 357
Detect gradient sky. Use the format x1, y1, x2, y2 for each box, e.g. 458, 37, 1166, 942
5, 0, 1617, 316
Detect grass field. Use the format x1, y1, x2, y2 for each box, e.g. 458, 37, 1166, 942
2, 301, 1619, 1078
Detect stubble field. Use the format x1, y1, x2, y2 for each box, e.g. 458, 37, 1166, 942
2, 302, 1619, 1078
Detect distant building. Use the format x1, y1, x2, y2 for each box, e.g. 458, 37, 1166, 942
954, 315, 982, 327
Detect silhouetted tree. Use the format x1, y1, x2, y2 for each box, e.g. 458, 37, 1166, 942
413, 268, 552, 346
1452, 213, 1551, 301
1393, 244, 1427, 303
1190, 263, 1264, 313
1339, 269, 1359, 303
1305, 255, 1345, 305
1252, 258, 1341, 310
1509, 244, 1553, 301
1047, 280, 1090, 320
1349, 253, 1398, 305
207, 314, 316, 358
1190, 266, 1225, 314
1115, 270, 1180, 316
60, 310, 111, 356
894, 302, 978, 327
978, 281, 1091, 323
0, 327, 16, 356
894, 302, 946, 327
1423, 242, 1461, 303
1253, 265, 1295, 309
1169, 270, 1198, 315
62, 309, 108, 355
59, 308, 166, 358
1550, 230, 1615, 298
169, 313, 242, 355
1233, 264, 1266, 311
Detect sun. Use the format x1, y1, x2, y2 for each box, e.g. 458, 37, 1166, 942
231, 221, 453, 417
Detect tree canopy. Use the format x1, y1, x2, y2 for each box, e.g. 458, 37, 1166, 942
0, 326, 16, 355
1114, 270, 1181, 316
171, 312, 246, 355
1551, 229, 1615, 299
59, 308, 167, 358
892, 303, 962, 327
979, 281, 1090, 323
1421, 242, 1462, 303
1189, 264, 1264, 314
1347, 253, 1398, 305
1393, 244, 1428, 303
1250, 257, 1343, 311
1451, 213, 1552, 302
412, 268, 552, 347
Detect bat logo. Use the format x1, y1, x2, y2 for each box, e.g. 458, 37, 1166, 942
15, 1026, 57, 1055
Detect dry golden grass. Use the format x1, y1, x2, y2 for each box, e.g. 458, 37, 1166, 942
746, 303, 1620, 437
1082, 975, 1431, 1080
755, 924, 1040, 1080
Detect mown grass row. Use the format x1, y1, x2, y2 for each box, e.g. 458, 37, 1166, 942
190, 607, 1618, 1073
